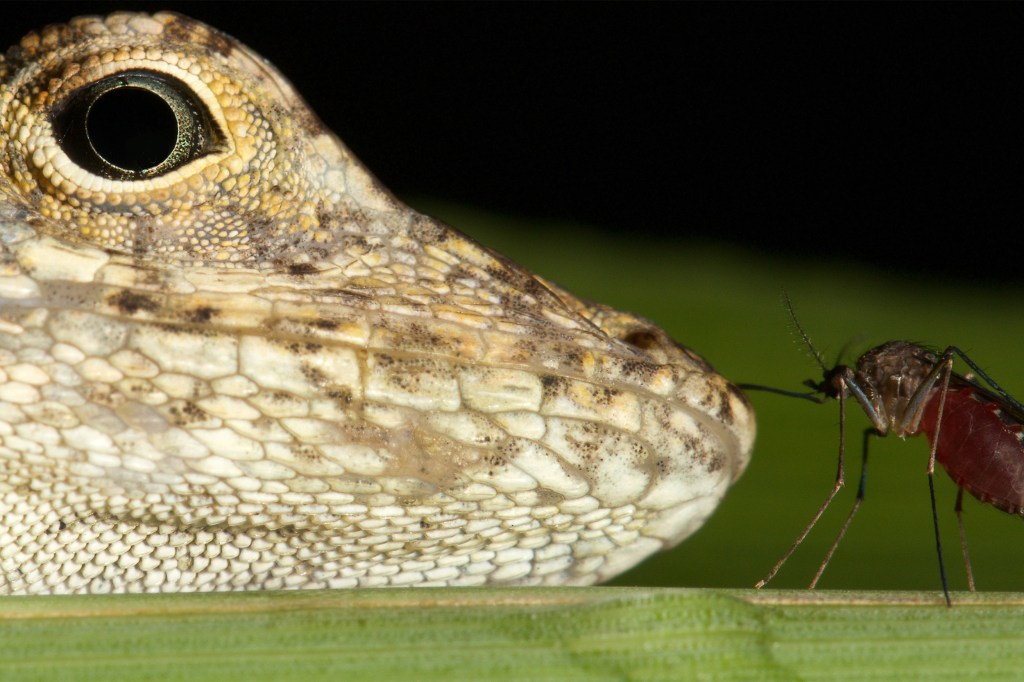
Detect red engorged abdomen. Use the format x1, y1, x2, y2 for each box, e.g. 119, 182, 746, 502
919, 387, 1024, 515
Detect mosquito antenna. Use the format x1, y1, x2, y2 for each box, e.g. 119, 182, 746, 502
831, 333, 867, 369
784, 291, 828, 373
737, 294, 831, 402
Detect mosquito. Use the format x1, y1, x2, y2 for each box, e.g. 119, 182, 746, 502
743, 301, 1024, 606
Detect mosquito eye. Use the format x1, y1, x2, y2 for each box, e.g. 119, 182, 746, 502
52, 70, 223, 180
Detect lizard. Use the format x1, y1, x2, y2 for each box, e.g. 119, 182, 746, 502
0, 12, 755, 593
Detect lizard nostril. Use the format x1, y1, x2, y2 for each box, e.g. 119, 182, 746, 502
622, 330, 659, 350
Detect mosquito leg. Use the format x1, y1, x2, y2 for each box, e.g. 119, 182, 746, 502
756, 387, 849, 589
948, 346, 1024, 414
928, 472, 952, 607
954, 487, 975, 592
927, 354, 954, 607
809, 428, 872, 588
927, 354, 955, 477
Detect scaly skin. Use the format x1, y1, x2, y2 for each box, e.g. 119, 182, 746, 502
0, 12, 755, 593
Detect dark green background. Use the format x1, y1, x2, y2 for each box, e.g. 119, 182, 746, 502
427, 201, 1024, 595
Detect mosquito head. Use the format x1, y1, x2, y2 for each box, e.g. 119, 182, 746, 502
804, 364, 851, 401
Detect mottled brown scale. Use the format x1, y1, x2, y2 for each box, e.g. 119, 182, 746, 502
0, 12, 754, 594
108, 290, 160, 315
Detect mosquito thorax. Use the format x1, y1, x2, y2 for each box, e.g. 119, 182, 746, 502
852, 342, 939, 425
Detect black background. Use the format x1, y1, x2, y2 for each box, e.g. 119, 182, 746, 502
4, 3, 1024, 283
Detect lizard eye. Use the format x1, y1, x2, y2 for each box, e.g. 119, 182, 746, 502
52, 70, 224, 181
0, 12, 324, 260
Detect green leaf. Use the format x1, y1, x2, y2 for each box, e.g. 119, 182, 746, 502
3, 588, 1023, 681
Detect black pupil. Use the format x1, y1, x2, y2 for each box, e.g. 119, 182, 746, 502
86, 87, 178, 172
